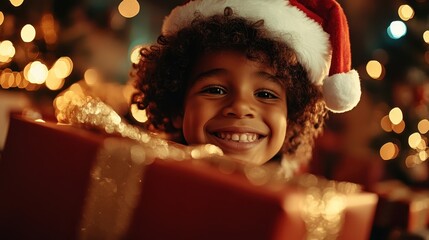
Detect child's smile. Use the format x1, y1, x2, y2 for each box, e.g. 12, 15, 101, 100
180, 50, 288, 165
213, 132, 260, 143
207, 121, 267, 151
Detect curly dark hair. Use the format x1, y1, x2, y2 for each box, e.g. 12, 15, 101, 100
132, 7, 327, 161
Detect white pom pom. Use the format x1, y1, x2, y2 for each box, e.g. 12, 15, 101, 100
322, 70, 361, 113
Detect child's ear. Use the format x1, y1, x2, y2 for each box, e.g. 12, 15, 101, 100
172, 115, 183, 129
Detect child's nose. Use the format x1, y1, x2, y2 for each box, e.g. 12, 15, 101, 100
221, 94, 255, 118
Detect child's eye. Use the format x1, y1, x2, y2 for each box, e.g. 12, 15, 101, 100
201, 85, 227, 95
255, 90, 279, 99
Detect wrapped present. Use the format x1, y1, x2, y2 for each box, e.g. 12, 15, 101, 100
0, 96, 378, 240
0, 113, 106, 239
371, 180, 429, 238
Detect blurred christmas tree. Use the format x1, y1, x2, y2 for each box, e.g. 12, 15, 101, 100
339, 0, 429, 188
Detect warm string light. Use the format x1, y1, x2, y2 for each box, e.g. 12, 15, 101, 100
366, 60, 384, 80
118, 0, 140, 18
0, 40, 16, 63
130, 45, 143, 64
380, 142, 399, 161
1, 56, 73, 91
379, 106, 428, 165
0, 3, 70, 92
130, 104, 148, 123
4, 0, 146, 95
27, 61, 48, 84
9, 0, 24, 7
389, 107, 403, 125
398, 4, 414, 21
423, 31, 429, 44
20, 24, 36, 42
0, 69, 37, 90
418, 119, 429, 134
0, 12, 4, 26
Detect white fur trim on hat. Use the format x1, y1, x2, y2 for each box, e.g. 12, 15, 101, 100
323, 69, 361, 113
162, 0, 331, 86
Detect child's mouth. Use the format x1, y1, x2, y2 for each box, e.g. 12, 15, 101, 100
213, 132, 261, 143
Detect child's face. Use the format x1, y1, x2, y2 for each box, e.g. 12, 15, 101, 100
180, 50, 287, 165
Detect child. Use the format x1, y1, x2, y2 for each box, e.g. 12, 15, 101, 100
132, 0, 361, 167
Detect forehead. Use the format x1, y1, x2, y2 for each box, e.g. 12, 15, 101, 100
191, 50, 276, 75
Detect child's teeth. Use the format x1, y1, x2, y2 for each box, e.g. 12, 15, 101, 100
226, 133, 231, 139
217, 132, 258, 142
239, 134, 247, 142
232, 134, 239, 141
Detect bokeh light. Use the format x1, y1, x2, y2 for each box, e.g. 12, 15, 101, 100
27, 61, 48, 84
21, 24, 36, 42
0, 40, 16, 62
130, 103, 148, 123
418, 150, 428, 161
423, 30, 429, 44
45, 70, 65, 90
1, 69, 13, 89
84, 68, 99, 86
9, 0, 24, 7
387, 21, 407, 39
118, 0, 140, 18
52, 57, 73, 79
366, 60, 383, 80
392, 120, 405, 134
0, 12, 4, 26
405, 154, 421, 168
130, 45, 142, 64
389, 107, 403, 125
380, 142, 399, 160
408, 132, 422, 149
416, 138, 427, 151
380, 115, 393, 132
398, 4, 414, 21
418, 119, 429, 134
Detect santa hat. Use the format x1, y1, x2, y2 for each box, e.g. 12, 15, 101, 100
162, 0, 361, 113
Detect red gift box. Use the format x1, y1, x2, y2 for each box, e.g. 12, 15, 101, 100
0, 114, 105, 239
371, 180, 429, 236
0, 114, 378, 240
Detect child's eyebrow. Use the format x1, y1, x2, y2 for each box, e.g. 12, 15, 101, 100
191, 68, 227, 83
191, 68, 284, 87
254, 71, 285, 87
255, 71, 278, 80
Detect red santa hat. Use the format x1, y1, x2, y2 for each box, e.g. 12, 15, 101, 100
162, 0, 361, 113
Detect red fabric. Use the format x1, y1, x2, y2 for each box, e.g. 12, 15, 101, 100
288, 0, 352, 76
0, 114, 104, 239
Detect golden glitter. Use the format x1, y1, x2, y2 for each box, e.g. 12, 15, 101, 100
191, 149, 202, 159
130, 145, 146, 164
295, 174, 361, 240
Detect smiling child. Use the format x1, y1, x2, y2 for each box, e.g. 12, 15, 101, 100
132, 0, 361, 166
